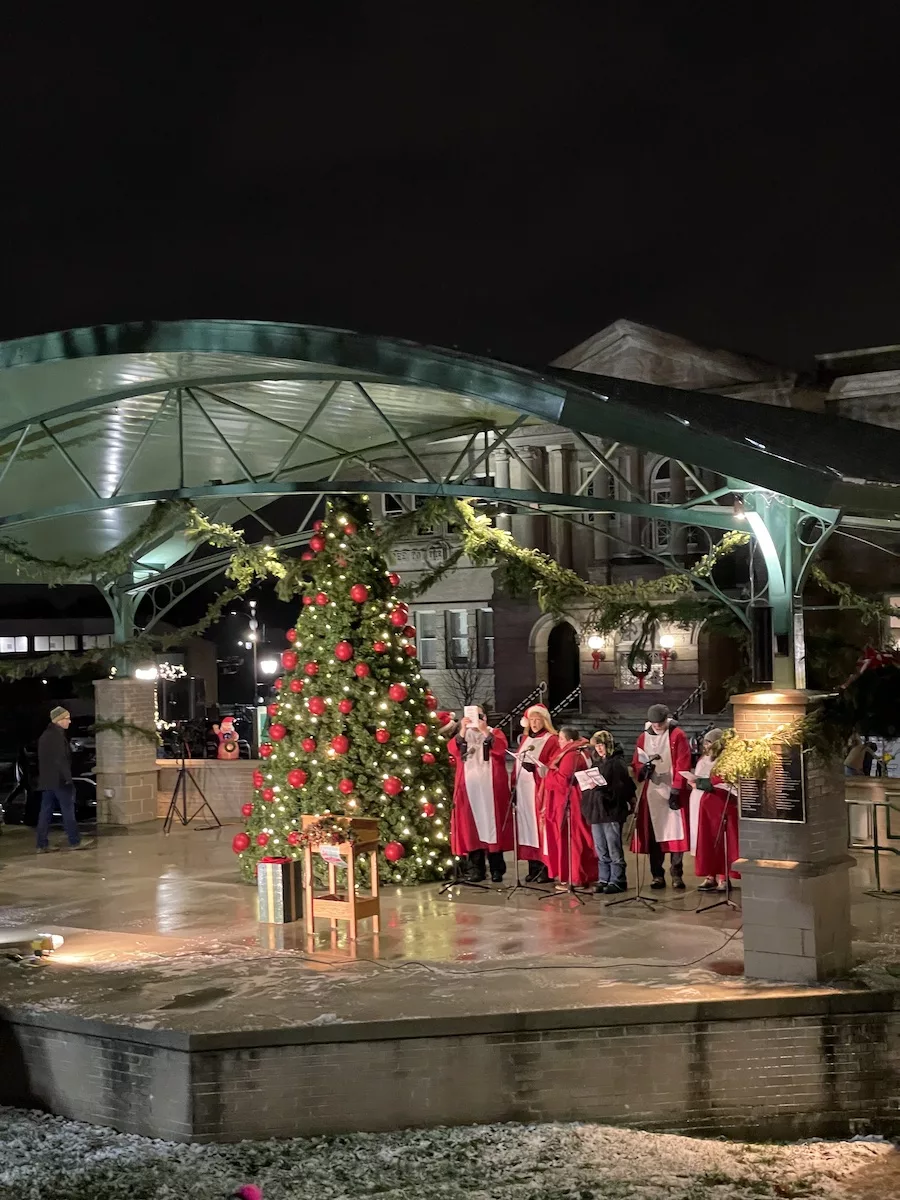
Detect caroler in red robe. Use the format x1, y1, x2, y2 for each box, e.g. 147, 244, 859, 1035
687, 728, 741, 891
631, 703, 691, 890
447, 708, 513, 883
539, 725, 599, 887
511, 704, 559, 883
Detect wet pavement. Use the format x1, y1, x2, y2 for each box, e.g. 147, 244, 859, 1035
0, 820, 898, 1034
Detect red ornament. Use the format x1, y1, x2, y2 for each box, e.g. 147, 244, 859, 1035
304, 661, 319, 677
269, 723, 287, 741
424, 695, 438, 711
373, 641, 388, 654
241, 802, 254, 818
388, 572, 401, 587
422, 802, 436, 817
256, 833, 270, 848
309, 535, 326, 553
339, 778, 355, 795
301, 551, 314, 562
336, 556, 348, 568
334, 641, 354, 662
388, 683, 408, 702
287, 768, 307, 788
262, 787, 275, 802
302, 737, 317, 753
331, 735, 350, 755
421, 752, 436, 765
282, 650, 298, 671
266, 703, 279, 718
375, 728, 391, 744
287, 830, 302, 846
259, 743, 273, 758
354, 662, 371, 678
404, 644, 417, 657
383, 775, 403, 796
338, 698, 354, 714
302, 595, 314, 606
350, 584, 369, 603
289, 678, 304, 693
344, 522, 357, 535
315, 592, 329, 607
286, 628, 297, 643
252, 769, 264, 788
414, 723, 428, 738
274, 678, 283, 690
403, 625, 416, 639
390, 610, 407, 627
308, 697, 326, 716
384, 840, 405, 862
313, 519, 324, 531
232, 832, 251, 854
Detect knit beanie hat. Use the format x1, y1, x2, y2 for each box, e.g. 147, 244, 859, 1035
50, 706, 70, 723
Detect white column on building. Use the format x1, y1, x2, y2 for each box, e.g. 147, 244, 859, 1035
618, 448, 642, 557
669, 460, 688, 558
509, 446, 545, 550
491, 446, 511, 532
546, 444, 573, 567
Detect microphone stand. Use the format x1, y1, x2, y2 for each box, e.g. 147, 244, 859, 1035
544, 789, 590, 905
696, 794, 740, 914
502, 778, 548, 898
606, 795, 658, 911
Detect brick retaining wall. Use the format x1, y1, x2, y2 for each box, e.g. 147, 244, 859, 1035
156, 759, 254, 822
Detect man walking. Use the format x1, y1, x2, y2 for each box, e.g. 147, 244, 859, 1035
36, 706, 92, 853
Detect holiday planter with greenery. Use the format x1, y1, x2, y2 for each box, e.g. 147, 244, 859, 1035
231, 497, 454, 884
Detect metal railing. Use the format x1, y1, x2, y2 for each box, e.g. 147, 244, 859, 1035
496, 681, 547, 743
674, 680, 707, 718
550, 684, 583, 717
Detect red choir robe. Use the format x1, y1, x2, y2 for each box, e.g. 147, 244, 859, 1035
539, 739, 599, 885
630, 721, 691, 855
689, 755, 741, 879
448, 727, 514, 855
511, 729, 559, 861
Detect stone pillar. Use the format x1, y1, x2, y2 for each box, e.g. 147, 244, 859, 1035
94, 678, 159, 825
668, 461, 687, 558
618, 448, 642, 556
491, 447, 511, 532
546, 445, 573, 568
510, 448, 544, 551
732, 690, 853, 982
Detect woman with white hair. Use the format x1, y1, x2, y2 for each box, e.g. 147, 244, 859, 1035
512, 704, 558, 882
688, 728, 740, 892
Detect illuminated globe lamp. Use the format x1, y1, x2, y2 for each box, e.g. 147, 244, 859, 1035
587, 633, 606, 671
659, 634, 677, 673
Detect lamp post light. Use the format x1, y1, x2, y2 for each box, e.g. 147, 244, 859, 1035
587, 633, 606, 671
659, 633, 676, 673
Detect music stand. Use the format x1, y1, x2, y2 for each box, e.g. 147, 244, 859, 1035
163, 737, 221, 833
605, 805, 658, 911
437, 854, 489, 895
696, 795, 740, 914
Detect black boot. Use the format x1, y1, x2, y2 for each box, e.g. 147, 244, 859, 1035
488, 852, 506, 883
525, 860, 542, 882
465, 850, 486, 882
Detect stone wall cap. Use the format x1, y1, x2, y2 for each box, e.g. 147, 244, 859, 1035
734, 854, 855, 877
731, 689, 830, 706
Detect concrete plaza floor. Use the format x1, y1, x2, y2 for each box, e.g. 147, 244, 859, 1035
0, 819, 898, 1035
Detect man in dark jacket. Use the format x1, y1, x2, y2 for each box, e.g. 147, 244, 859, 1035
582, 730, 636, 894
36, 706, 90, 853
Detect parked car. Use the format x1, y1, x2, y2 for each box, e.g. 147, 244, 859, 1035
0, 740, 97, 830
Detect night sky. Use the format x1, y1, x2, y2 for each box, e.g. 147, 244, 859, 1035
2, 10, 899, 371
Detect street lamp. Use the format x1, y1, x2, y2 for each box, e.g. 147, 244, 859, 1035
259, 658, 278, 676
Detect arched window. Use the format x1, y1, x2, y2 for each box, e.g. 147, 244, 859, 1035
645, 458, 700, 552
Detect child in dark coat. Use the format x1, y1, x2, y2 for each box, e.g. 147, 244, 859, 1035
581, 730, 636, 894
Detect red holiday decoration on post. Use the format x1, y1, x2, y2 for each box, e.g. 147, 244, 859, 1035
384, 840, 405, 862
350, 583, 369, 603
422, 752, 436, 765
304, 661, 319, 676
388, 572, 401, 587
375, 728, 391, 744
287, 830, 302, 846
256, 832, 270, 848
269, 724, 287, 741
338, 698, 354, 714
422, 802, 436, 817
309, 535, 325, 553
330, 734, 350, 755
282, 649, 298, 670
241, 802, 254, 818
373, 641, 387, 654
355, 662, 371, 678
266, 703, 278, 717
286, 628, 297, 643
383, 775, 404, 796
252, 769, 264, 788
338, 778, 355, 795
289, 678, 304, 693
262, 787, 275, 802
414, 723, 429, 738
259, 743, 273, 758
334, 641, 354, 662
388, 683, 408, 702
232, 832, 250, 853
301, 737, 317, 753
307, 696, 326, 716
287, 768, 307, 788
315, 592, 329, 607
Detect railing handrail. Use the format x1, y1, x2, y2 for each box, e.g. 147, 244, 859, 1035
550, 684, 583, 717
674, 680, 707, 719
495, 681, 547, 742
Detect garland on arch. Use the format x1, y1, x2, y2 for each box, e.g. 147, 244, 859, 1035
92, 717, 161, 746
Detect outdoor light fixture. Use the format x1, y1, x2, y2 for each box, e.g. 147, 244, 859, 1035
733, 496, 746, 520
659, 634, 676, 672
587, 634, 606, 669
134, 666, 158, 681
259, 658, 278, 675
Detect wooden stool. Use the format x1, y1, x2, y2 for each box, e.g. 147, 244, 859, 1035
301, 816, 380, 941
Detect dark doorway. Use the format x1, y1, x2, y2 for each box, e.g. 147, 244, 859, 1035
547, 622, 580, 709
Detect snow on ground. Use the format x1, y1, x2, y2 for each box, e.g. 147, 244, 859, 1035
0, 1107, 892, 1200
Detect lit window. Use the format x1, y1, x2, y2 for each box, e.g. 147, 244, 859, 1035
476, 608, 494, 668
412, 611, 438, 668
0, 636, 28, 654
446, 610, 470, 666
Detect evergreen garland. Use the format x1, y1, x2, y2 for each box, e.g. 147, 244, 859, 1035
92, 718, 161, 746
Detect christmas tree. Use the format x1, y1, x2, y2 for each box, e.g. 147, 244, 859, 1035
232, 496, 454, 884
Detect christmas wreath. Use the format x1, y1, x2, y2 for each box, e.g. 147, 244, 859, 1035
626, 644, 653, 689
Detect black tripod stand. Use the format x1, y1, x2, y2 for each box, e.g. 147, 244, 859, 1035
696, 795, 740, 914
543, 793, 594, 905
605, 807, 658, 911
163, 739, 221, 833
437, 853, 489, 895
502, 780, 549, 898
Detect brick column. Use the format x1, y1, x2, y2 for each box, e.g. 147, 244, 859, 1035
94, 679, 159, 825
732, 689, 853, 982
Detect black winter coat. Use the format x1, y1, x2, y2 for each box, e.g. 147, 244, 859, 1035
579, 747, 636, 825
37, 723, 73, 790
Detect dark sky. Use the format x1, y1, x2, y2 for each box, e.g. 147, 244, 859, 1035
2, 8, 899, 370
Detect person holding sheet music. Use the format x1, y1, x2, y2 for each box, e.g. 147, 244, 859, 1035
581, 731, 636, 894
630, 703, 691, 890
512, 704, 559, 883
447, 707, 513, 883
684, 728, 741, 892
540, 726, 599, 888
